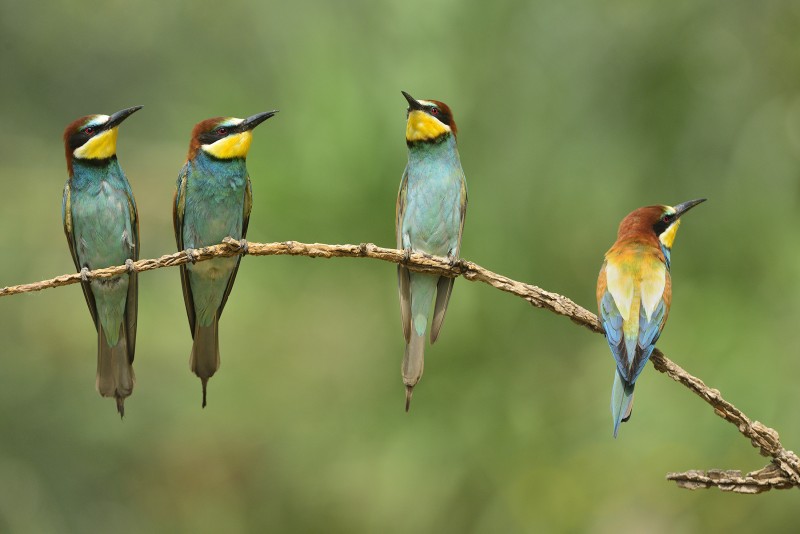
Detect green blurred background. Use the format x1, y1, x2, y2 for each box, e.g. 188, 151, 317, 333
1, 0, 799, 531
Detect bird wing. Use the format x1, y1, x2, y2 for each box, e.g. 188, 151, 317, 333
430, 173, 468, 344
218, 174, 252, 318
598, 263, 626, 370
173, 163, 196, 335
396, 167, 412, 343
62, 182, 98, 328
599, 256, 668, 384
124, 181, 139, 363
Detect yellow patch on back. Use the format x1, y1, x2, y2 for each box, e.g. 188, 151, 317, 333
639, 262, 666, 320
605, 262, 635, 321
406, 110, 450, 142
202, 131, 253, 159
74, 128, 118, 160
606, 253, 666, 323
659, 219, 681, 249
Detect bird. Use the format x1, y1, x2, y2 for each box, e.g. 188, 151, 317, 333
596, 198, 706, 437
61, 105, 143, 417
396, 91, 468, 411
174, 111, 277, 407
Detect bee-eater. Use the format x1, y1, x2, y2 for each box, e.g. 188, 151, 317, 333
174, 111, 277, 407
596, 198, 706, 437
396, 91, 467, 411
62, 105, 143, 416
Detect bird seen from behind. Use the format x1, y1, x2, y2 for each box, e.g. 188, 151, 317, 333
597, 198, 706, 437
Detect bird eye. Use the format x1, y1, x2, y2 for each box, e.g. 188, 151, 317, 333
216, 127, 227, 135
84, 127, 94, 135
430, 108, 440, 115
662, 214, 671, 223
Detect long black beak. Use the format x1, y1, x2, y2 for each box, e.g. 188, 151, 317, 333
106, 105, 143, 129
673, 198, 707, 218
240, 110, 279, 131
401, 91, 426, 111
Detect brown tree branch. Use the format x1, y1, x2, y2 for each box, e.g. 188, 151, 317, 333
666, 464, 795, 494
1, 237, 797, 491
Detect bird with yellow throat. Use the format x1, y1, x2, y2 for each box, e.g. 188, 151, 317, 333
62, 105, 143, 416
396, 91, 467, 410
174, 111, 277, 407
597, 199, 706, 436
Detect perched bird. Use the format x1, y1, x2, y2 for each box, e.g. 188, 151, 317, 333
396, 91, 467, 411
596, 199, 706, 437
62, 105, 143, 416
174, 111, 277, 407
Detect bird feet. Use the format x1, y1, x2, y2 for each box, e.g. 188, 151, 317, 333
124, 259, 135, 274
239, 239, 249, 255
80, 267, 91, 282
184, 248, 196, 264
448, 254, 466, 274
402, 247, 412, 265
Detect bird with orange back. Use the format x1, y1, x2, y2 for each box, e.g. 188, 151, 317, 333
597, 199, 706, 437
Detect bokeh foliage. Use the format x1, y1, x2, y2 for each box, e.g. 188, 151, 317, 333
0, 0, 799, 531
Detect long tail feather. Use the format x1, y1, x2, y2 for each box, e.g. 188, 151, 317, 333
402, 330, 425, 412
191, 318, 220, 408
611, 369, 635, 438
97, 324, 135, 417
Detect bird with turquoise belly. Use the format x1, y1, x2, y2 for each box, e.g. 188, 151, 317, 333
396, 91, 468, 411
62, 105, 143, 416
174, 111, 277, 407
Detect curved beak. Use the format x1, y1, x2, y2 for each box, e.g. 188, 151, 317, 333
240, 110, 279, 131
106, 105, 143, 129
401, 90, 426, 111
673, 198, 707, 218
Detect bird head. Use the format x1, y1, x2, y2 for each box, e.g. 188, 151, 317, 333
618, 199, 706, 250
63, 105, 142, 175
188, 111, 278, 161
402, 91, 457, 144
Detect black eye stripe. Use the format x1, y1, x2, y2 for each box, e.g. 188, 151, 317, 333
69, 130, 92, 150
653, 214, 675, 236
198, 126, 236, 145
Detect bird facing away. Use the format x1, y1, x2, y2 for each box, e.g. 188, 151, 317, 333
396, 91, 468, 411
596, 198, 706, 437
174, 111, 277, 407
62, 105, 143, 417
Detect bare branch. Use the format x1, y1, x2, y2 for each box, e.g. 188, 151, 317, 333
667, 463, 795, 494
1, 237, 797, 491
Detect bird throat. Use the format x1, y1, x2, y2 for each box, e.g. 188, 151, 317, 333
202, 131, 253, 159
74, 128, 118, 160
406, 110, 450, 143
659, 219, 681, 249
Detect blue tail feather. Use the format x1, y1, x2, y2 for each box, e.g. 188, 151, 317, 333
611, 370, 635, 438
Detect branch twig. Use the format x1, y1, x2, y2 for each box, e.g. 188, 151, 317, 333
1, 237, 797, 492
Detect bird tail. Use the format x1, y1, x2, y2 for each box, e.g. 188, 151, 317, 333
97, 324, 135, 418
611, 369, 635, 438
191, 317, 220, 408
402, 273, 437, 411
402, 329, 425, 412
